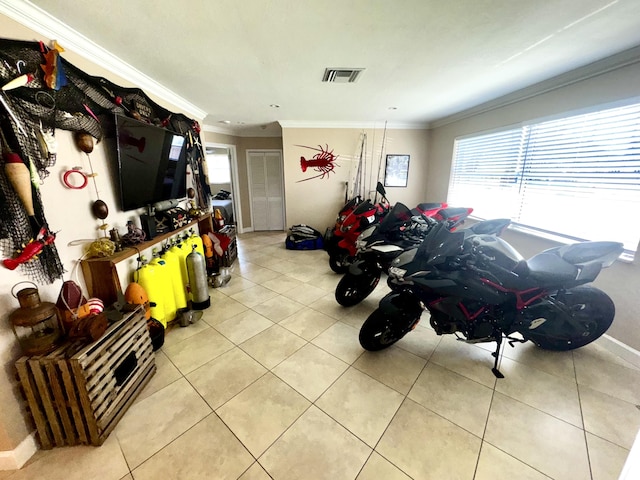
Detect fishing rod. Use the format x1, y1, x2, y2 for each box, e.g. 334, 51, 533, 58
374, 121, 387, 204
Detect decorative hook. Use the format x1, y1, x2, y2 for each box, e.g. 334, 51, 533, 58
16, 60, 25, 74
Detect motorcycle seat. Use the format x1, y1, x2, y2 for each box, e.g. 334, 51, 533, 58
416, 202, 444, 211
438, 207, 471, 219
525, 252, 579, 285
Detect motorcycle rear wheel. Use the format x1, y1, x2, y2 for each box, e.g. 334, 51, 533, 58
525, 286, 614, 351
335, 271, 381, 306
359, 308, 418, 351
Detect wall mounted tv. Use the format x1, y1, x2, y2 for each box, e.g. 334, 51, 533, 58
114, 114, 188, 212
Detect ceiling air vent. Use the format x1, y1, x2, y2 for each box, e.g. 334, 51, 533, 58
322, 68, 364, 83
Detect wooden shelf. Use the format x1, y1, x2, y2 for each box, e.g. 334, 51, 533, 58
81, 213, 212, 305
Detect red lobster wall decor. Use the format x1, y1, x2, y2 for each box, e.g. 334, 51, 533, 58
296, 144, 339, 182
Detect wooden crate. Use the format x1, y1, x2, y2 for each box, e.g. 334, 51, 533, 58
15, 307, 156, 449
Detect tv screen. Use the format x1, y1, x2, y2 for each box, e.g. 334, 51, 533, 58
114, 114, 187, 211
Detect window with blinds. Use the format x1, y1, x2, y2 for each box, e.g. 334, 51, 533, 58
448, 102, 640, 253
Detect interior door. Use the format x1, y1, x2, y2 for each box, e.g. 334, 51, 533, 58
248, 150, 284, 231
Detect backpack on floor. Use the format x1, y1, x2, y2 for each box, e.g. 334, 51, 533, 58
285, 224, 324, 250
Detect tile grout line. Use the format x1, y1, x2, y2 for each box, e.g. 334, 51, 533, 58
573, 350, 595, 480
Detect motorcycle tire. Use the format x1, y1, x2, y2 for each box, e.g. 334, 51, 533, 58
359, 308, 419, 351
524, 286, 615, 351
329, 250, 350, 274
335, 271, 381, 307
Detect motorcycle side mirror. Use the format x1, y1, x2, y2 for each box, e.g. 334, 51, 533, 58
376, 181, 387, 199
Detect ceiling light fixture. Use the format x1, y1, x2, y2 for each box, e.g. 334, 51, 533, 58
270, 104, 280, 108
388, 107, 398, 110
219, 120, 231, 124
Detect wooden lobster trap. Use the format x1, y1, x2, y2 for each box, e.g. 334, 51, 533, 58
15, 307, 155, 449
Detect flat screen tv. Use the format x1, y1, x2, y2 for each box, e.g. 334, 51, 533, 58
114, 114, 188, 211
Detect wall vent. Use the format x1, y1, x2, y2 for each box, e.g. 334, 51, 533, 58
322, 68, 364, 83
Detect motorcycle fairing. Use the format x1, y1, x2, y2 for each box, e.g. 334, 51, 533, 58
417, 223, 466, 265
377, 202, 413, 234
413, 270, 509, 305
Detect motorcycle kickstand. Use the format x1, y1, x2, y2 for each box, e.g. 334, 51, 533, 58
491, 336, 505, 379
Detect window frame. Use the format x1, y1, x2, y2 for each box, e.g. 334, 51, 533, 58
447, 98, 640, 257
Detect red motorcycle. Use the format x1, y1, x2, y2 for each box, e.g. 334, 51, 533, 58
327, 183, 451, 273
326, 183, 390, 273
323, 195, 362, 255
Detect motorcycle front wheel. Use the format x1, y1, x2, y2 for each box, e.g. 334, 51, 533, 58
359, 308, 419, 351
335, 270, 381, 307
329, 249, 351, 273
524, 286, 615, 351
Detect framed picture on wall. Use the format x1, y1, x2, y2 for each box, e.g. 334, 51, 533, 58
384, 154, 410, 187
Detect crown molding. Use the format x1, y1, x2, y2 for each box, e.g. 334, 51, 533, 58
0, 0, 207, 120
203, 124, 237, 135
278, 120, 429, 130
202, 123, 283, 138
430, 44, 640, 129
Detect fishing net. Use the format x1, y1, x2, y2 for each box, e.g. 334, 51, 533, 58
0, 38, 209, 284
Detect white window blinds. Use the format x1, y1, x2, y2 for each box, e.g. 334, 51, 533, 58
448, 102, 640, 252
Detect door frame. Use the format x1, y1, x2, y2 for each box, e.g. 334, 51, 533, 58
246, 149, 285, 232
205, 142, 243, 233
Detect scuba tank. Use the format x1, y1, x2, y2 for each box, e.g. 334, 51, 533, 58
186, 244, 210, 310
150, 249, 177, 324
135, 257, 166, 326
162, 242, 188, 310
185, 228, 205, 257
171, 236, 191, 301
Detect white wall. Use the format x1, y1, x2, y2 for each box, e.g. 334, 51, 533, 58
282, 127, 429, 231
0, 15, 202, 458
428, 57, 640, 351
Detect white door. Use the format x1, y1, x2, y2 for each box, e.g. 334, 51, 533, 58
248, 151, 284, 231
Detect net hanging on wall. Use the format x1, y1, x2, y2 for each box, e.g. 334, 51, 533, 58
0, 38, 209, 284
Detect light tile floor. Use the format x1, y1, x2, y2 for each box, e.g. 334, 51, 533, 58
5, 231, 640, 480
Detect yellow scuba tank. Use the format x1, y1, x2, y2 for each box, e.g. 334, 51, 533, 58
172, 236, 191, 301
186, 228, 205, 257
135, 257, 165, 326
162, 242, 188, 310
150, 249, 177, 324
169, 239, 189, 294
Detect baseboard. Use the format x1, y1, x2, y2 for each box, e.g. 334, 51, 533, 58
620, 429, 640, 480
599, 334, 640, 369
0, 432, 37, 470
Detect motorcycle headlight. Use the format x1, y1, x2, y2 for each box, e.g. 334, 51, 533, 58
388, 266, 407, 280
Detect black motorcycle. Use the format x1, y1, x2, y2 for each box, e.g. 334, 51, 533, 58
334, 205, 503, 307
358, 222, 623, 377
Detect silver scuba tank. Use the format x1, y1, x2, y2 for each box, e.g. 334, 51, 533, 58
186, 244, 211, 310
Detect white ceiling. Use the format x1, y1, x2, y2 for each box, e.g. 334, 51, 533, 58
13, 0, 640, 135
